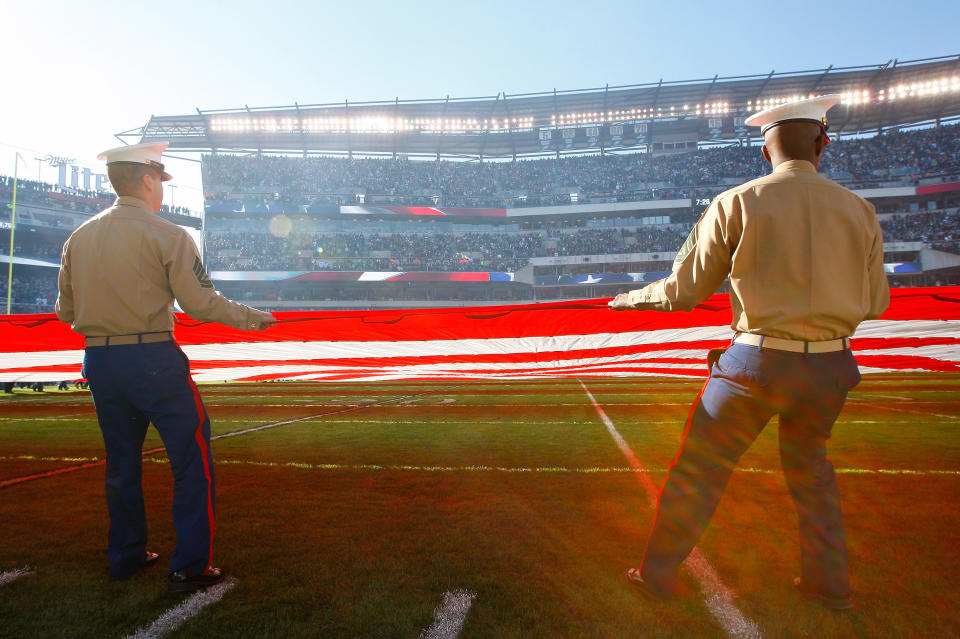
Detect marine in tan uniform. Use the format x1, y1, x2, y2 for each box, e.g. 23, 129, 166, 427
609, 95, 889, 610
56, 141, 275, 592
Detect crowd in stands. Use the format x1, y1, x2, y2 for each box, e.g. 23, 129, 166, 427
2, 124, 959, 312
11, 238, 63, 260
0, 177, 113, 214
225, 283, 532, 304
4, 205, 954, 313
203, 124, 960, 209
158, 204, 199, 218
0, 175, 197, 218
204, 203, 960, 273
826, 125, 959, 181
205, 225, 692, 272
881, 209, 960, 254
0, 272, 59, 313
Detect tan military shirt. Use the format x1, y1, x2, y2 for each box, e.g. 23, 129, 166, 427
625, 160, 890, 340
56, 196, 271, 336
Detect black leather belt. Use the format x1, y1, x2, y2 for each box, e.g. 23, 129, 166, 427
85, 332, 173, 347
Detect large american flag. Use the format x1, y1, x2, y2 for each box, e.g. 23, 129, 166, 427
1, 287, 958, 383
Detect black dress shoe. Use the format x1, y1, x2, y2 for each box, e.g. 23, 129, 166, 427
793, 577, 854, 611
168, 567, 224, 593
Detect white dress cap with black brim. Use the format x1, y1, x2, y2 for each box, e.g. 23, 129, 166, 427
744, 95, 841, 136
97, 141, 173, 182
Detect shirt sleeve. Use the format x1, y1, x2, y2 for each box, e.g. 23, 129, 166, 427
55, 239, 74, 324
865, 206, 891, 320
625, 200, 732, 311
165, 229, 272, 330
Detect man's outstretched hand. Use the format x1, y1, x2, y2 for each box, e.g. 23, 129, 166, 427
608, 293, 634, 311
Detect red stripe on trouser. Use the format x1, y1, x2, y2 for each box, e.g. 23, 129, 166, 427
188, 377, 215, 575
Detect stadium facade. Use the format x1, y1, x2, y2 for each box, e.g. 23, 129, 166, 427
126, 55, 960, 159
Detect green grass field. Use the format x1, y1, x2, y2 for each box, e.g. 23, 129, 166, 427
1, 374, 958, 638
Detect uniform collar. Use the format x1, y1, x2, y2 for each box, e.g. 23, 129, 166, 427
772, 159, 818, 174
115, 196, 154, 212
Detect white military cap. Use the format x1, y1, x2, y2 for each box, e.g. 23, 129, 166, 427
97, 141, 173, 181
745, 95, 841, 136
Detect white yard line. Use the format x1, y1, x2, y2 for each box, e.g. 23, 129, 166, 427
419, 590, 476, 639
123, 577, 237, 639
210, 387, 457, 441
0, 388, 457, 489
5, 414, 949, 425
846, 399, 959, 421
0, 567, 35, 587
0, 411, 93, 422
381, 402, 690, 407
4, 455, 957, 476
858, 394, 914, 402
580, 381, 763, 639
205, 403, 361, 408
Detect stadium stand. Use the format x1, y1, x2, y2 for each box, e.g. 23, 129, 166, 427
201, 125, 960, 210
0, 176, 114, 214
0, 178, 201, 313
193, 123, 960, 308
881, 208, 960, 252
3, 124, 960, 312
0, 273, 58, 313
204, 226, 691, 272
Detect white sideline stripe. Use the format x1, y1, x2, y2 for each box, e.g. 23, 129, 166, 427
419, 590, 476, 639
846, 399, 960, 421
202, 402, 690, 408
221, 391, 697, 398
4, 455, 958, 476
860, 394, 914, 401
8, 415, 948, 426
0, 567, 35, 587
328, 402, 690, 408
123, 577, 237, 639
6, 416, 942, 426
580, 381, 763, 639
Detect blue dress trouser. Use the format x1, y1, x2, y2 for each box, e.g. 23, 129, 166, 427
640, 342, 861, 598
83, 341, 215, 580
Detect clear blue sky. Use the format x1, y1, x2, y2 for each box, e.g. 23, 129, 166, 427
1, 0, 957, 210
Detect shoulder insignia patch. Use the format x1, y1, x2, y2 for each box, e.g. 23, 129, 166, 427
674, 226, 698, 265
192, 256, 214, 289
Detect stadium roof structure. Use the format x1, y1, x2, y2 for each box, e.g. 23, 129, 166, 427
123, 55, 960, 160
